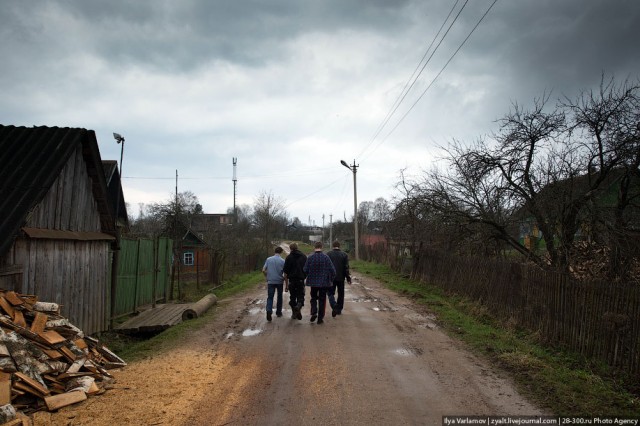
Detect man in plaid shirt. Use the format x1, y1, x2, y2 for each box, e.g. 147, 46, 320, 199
303, 241, 337, 324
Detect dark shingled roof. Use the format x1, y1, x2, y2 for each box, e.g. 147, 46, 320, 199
0, 125, 115, 256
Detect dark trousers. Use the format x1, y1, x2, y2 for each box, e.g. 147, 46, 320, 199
266, 284, 283, 314
288, 279, 305, 308
331, 279, 345, 312
310, 287, 336, 320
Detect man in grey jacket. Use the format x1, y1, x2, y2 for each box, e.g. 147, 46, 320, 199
262, 246, 285, 321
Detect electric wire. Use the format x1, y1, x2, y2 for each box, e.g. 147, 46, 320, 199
283, 175, 344, 209
358, 0, 465, 160
362, 0, 499, 161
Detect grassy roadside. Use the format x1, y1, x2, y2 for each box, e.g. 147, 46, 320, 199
351, 260, 640, 417
100, 271, 264, 363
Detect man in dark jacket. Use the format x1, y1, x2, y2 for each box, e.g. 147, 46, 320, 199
303, 241, 336, 324
283, 242, 307, 320
327, 240, 351, 316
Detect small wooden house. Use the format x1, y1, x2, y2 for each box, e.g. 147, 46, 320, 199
0, 125, 118, 334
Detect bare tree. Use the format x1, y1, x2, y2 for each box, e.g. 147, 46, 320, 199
406, 76, 640, 276
564, 76, 640, 279
252, 191, 287, 254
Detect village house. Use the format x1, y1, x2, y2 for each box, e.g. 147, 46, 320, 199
0, 125, 126, 334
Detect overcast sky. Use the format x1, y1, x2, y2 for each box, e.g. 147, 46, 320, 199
2, 1, 639, 226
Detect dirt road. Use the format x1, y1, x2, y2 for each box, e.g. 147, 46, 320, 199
50, 272, 543, 425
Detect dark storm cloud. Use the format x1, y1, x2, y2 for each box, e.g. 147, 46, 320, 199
466, 0, 640, 102
1, 0, 639, 221
4, 0, 413, 72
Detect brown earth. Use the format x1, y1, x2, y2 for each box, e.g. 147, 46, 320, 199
46, 273, 544, 426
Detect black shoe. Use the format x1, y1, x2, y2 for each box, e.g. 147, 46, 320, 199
276, 312, 282, 317
317, 319, 324, 324
291, 312, 297, 319
332, 307, 337, 318
267, 312, 272, 321
336, 310, 342, 315
310, 314, 317, 323
296, 305, 303, 320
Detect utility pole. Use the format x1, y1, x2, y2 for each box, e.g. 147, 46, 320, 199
232, 157, 238, 224
329, 214, 333, 245
340, 160, 359, 260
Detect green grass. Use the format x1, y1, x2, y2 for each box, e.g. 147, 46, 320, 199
99, 270, 264, 363
351, 260, 640, 417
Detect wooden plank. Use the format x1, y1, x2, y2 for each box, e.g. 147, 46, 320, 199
0, 298, 15, 318
37, 330, 66, 346
14, 372, 49, 396
66, 358, 86, 374
115, 303, 186, 333
13, 381, 47, 398
74, 338, 88, 350
43, 349, 64, 360
30, 312, 48, 334
44, 390, 87, 411
4, 292, 24, 307
13, 311, 26, 328
59, 346, 76, 362
0, 377, 11, 405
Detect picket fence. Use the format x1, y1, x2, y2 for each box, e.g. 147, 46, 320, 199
361, 243, 640, 375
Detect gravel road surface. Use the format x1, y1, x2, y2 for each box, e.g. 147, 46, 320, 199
50, 272, 543, 425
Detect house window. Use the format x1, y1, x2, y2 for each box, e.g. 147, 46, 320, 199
183, 251, 194, 266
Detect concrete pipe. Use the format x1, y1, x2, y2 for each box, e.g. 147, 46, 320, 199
182, 293, 218, 320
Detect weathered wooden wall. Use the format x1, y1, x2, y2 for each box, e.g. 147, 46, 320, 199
9, 238, 111, 335
0, 145, 113, 335
26, 147, 102, 232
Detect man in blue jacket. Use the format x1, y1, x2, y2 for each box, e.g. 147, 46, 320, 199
262, 246, 285, 322
303, 241, 336, 324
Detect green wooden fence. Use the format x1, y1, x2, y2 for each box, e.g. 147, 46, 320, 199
113, 237, 173, 318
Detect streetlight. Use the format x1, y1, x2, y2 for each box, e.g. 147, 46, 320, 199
113, 133, 125, 228
340, 159, 359, 260
110, 132, 125, 328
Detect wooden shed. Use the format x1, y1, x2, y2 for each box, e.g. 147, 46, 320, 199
0, 125, 117, 335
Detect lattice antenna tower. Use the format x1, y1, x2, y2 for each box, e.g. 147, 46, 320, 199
232, 158, 238, 224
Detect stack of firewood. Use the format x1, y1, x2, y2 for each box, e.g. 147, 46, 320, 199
0, 290, 125, 424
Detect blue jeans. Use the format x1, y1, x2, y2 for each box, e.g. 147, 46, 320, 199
266, 284, 283, 314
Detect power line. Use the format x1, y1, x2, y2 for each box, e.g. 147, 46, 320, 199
357, 0, 468, 159
123, 166, 337, 181
363, 0, 499, 161
284, 176, 344, 210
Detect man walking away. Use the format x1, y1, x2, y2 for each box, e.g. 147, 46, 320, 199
327, 240, 351, 316
262, 246, 285, 321
283, 242, 307, 320
303, 241, 336, 324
